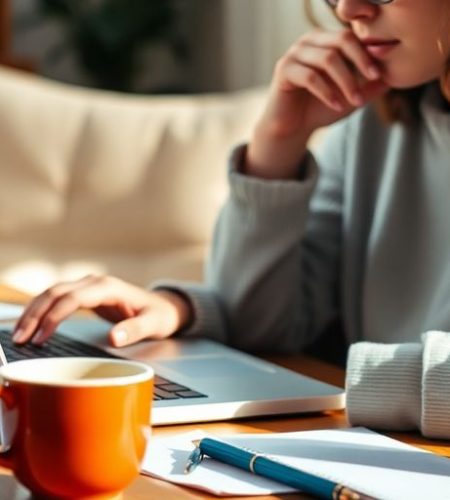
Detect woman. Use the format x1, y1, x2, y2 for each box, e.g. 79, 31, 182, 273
13, 0, 450, 438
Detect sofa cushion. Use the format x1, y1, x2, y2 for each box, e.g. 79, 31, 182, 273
0, 66, 266, 293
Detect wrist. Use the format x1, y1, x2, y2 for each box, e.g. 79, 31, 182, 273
156, 289, 194, 334
243, 121, 312, 180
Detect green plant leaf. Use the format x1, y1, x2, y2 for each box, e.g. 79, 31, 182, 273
35, 0, 189, 92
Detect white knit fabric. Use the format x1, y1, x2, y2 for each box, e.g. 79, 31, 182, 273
346, 332, 450, 439
421, 331, 450, 438
346, 342, 422, 430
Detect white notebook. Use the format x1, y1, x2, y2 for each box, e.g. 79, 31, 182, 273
141, 427, 450, 499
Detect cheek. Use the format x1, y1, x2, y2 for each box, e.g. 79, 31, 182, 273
382, 38, 446, 88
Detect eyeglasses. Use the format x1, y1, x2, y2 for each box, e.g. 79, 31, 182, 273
324, 0, 394, 6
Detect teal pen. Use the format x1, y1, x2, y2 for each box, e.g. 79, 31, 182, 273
185, 437, 376, 500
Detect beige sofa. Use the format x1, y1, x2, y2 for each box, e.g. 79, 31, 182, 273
0, 66, 267, 294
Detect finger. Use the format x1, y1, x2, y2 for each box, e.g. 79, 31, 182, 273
359, 79, 389, 102
283, 63, 346, 112
109, 309, 169, 347
29, 279, 136, 345
94, 302, 136, 324
292, 45, 364, 107
12, 276, 95, 344
303, 29, 381, 82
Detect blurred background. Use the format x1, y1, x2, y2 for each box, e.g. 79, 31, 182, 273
7, 0, 337, 94
0, 0, 338, 295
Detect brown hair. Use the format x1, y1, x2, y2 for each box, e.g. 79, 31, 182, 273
304, 0, 450, 125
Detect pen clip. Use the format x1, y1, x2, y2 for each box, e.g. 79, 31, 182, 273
184, 440, 204, 474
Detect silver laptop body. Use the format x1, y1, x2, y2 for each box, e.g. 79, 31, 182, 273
55, 316, 345, 425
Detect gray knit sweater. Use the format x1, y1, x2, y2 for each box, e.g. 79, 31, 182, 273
156, 82, 450, 439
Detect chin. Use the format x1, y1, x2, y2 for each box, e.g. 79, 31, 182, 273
381, 66, 439, 90
382, 77, 432, 91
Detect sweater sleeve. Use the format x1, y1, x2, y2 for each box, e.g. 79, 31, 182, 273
203, 120, 352, 352
153, 119, 351, 352
346, 331, 450, 439
151, 279, 227, 343
202, 144, 321, 351
151, 143, 319, 348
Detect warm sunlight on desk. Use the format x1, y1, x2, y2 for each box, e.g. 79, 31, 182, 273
0, 284, 449, 500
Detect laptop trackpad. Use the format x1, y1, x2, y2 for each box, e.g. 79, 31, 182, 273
157, 354, 275, 379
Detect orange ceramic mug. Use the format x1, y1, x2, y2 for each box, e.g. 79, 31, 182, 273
0, 357, 153, 499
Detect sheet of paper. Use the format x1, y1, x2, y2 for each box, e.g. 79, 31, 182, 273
0, 302, 24, 321
141, 427, 450, 499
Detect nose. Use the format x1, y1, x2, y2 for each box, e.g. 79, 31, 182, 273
335, 0, 378, 22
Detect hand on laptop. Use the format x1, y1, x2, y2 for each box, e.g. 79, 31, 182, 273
11, 275, 193, 347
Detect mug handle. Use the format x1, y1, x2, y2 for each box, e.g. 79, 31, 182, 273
0, 384, 15, 469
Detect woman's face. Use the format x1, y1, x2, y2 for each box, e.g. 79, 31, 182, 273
334, 0, 449, 88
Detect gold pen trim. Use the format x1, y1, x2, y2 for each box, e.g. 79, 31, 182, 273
333, 484, 375, 500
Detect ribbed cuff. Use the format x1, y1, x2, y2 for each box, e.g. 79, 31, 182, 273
421, 331, 450, 439
228, 144, 318, 213
346, 342, 422, 430
151, 280, 227, 344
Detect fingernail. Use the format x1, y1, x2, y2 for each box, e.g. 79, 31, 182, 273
368, 65, 380, 80
12, 328, 27, 343
113, 329, 128, 346
31, 329, 46, 345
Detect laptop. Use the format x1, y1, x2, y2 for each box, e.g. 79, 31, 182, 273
0, 316, 345, 425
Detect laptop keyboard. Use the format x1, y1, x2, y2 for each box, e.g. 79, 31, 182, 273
0, 329, 206, 401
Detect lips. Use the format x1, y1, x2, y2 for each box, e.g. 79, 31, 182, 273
360, 38, 400, 59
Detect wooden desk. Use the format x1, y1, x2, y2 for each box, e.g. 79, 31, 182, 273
1, 284, 449, 499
